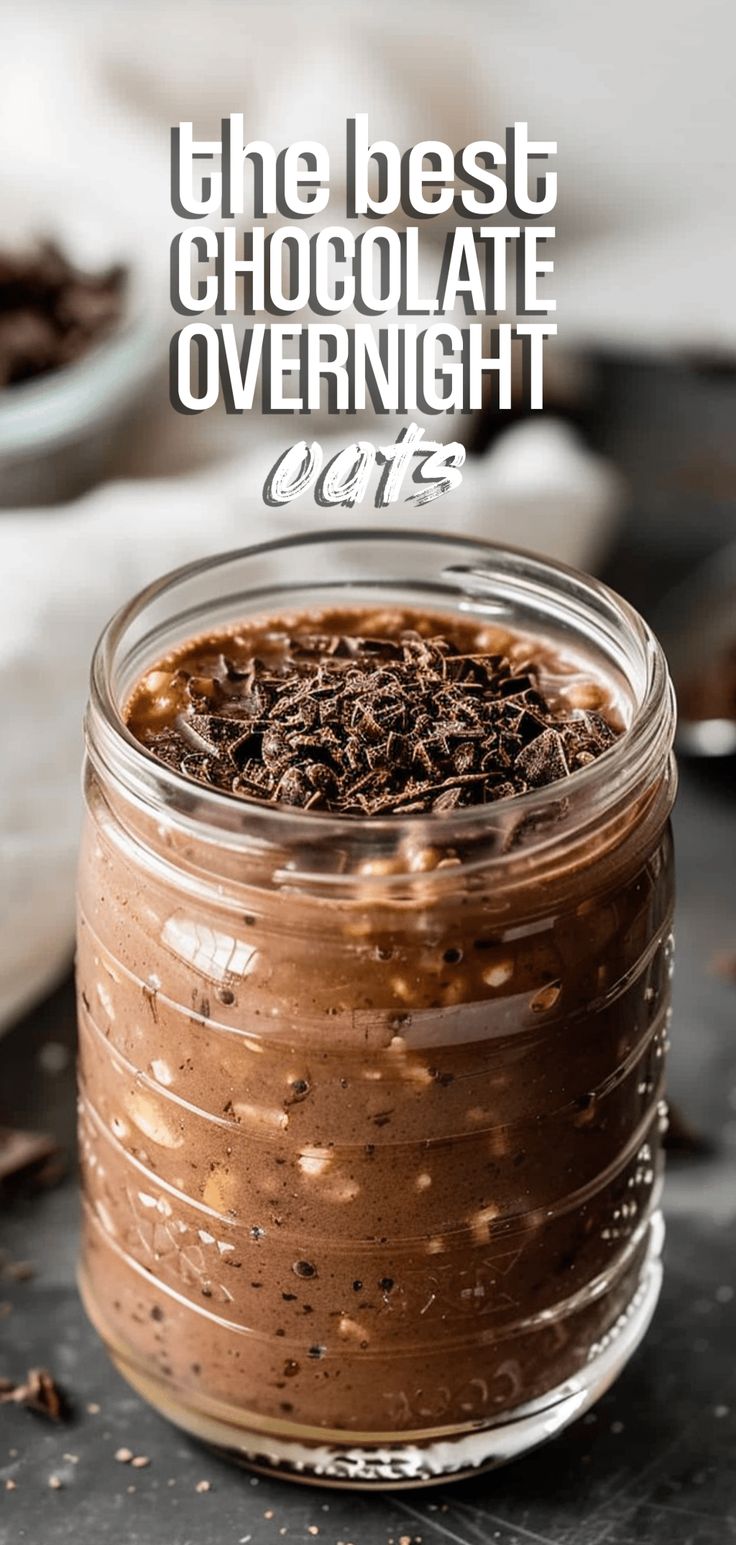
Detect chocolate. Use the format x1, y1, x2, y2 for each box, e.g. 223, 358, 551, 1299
78, 598, 674, 1484
0, 243, 126, 389
0, 1368, 66, 1421
128, 615, 620, 813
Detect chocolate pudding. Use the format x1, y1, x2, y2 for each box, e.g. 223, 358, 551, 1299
77, 537, 676, 1486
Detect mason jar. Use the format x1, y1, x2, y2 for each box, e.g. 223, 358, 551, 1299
77, 531, 676, 1487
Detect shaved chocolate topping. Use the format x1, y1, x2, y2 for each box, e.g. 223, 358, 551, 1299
0, 1367, 67, 1421
129, 623, 619, 816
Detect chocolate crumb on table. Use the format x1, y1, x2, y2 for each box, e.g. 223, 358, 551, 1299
0, 1368, 66, 1421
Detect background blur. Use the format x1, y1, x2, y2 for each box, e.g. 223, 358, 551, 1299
0, 0, 735, 1028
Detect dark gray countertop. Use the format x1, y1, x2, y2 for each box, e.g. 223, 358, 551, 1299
2, 360, 735, 1544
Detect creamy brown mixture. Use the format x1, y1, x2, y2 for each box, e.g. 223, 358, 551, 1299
77, 605, 672, 1475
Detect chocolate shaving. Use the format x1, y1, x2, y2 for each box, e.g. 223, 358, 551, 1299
137, 629, 620, 816
0, 243, 126, 390
0, 1368, 67, 1421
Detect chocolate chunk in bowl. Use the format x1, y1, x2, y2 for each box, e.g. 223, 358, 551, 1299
77, 531, 676, 1488
0, 230, 157, 507
0, 242, 126, 390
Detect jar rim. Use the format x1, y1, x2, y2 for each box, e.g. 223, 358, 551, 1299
87, 529, 675, 865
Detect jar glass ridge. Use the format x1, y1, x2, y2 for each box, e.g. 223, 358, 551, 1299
77, 531, 676, 1487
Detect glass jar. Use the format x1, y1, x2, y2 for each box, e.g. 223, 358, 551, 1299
77, 531, 676, 1488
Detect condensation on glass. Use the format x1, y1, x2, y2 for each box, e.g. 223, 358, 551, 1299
77, 533, 676, 1487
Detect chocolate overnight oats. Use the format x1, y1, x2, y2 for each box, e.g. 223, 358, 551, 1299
77, 533, 676, 1486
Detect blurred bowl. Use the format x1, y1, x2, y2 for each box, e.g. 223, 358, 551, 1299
0, 296, 162, 508
0, 173, 165, 507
